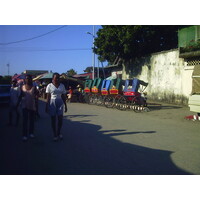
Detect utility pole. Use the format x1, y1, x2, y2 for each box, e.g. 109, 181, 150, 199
92, 25, 95, 80
7, 63, 10, 76
87, 25, 96, 80
97, 59, 100, 78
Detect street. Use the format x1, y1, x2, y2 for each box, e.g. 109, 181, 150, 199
0, 100, 200, 175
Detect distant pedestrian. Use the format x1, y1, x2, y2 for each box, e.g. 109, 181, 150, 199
17, 74, 39, 141
45, 73, 67, 141
7, 79, 21, 126
76, 84, 83, 102
67, 86, 73, 103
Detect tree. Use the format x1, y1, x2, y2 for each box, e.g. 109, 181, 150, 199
0, 75, 12, 84
94, 25, 186, 64
66, 68, 77, 76
84, 66, 93, 73
84, 66, 99, 73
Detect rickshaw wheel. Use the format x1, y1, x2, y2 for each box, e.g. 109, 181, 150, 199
131, 97, 141, 112
88, 94, 95, 104
92, 94, 99, 105
117, 96, 127, 111
96, 94, 104, 106
104, 95, 114, 108
114, 94, 122, 109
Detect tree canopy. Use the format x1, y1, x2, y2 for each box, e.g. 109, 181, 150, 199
66, 68, 77, 76
94, 25, 186, 64
84, 66, 93, 73
0, 75, 12, 84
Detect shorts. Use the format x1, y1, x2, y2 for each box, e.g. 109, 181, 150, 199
49, 98, 64, 116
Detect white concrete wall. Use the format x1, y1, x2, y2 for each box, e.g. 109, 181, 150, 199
125, 49, 194, 105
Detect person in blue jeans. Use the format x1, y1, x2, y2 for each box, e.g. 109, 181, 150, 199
45, 73, 67, 141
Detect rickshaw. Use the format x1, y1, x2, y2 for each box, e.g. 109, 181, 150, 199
83, 79, 93, 103
117, 78, 149, 112
88, 78, 103, 105
98, 79, 112, 106
103, 78, 123, 108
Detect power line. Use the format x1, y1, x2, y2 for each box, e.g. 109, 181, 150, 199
0, 48, 91, 52
0, 25, 68, 45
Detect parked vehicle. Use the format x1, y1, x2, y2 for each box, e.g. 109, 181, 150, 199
0, 84, 11, 104
83, 77, 149, 112
103, 78, 123, 108
83, 79, 94, 103
116, 78, 149, 112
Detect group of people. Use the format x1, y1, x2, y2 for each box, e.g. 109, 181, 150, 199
8, 73, 68, 141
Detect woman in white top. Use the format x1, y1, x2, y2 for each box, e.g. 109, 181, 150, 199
45, 73, 67, 141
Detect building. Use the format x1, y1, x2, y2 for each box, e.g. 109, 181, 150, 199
23, 70, 49, 77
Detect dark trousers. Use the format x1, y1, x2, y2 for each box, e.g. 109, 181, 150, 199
22, 108, 35, 136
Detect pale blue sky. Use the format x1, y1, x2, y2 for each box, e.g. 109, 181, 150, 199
0, 25, 103, 76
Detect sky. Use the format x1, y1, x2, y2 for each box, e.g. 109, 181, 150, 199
0, 25, 103, 76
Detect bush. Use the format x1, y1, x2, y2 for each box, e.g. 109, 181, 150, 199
181, 40, 200, 53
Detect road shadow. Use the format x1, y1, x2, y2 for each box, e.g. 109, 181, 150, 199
0, 104, 191, 175
147, 103, 182, 112
102, 130, 156, 137
65, 114, 98, 119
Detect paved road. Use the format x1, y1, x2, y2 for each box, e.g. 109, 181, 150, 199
0, 100, 200, 175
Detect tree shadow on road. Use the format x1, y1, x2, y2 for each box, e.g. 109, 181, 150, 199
56, 117, 190, 175
101, 130, 156, 137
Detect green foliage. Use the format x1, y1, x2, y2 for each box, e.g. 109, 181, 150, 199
0, 76, 12, 84
181, 40, 200, 53
84, 66, 99, 73
84, 66, 93, 73
66, 68, 77, 76
94, 25, 184, 63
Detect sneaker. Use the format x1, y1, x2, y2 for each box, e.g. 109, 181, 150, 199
30, 134, 35, 138
53, 137, 58, 142
22, 136, 28, 141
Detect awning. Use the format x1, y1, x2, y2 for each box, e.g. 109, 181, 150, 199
39, 72, 54, 79
33, 74, 46, 81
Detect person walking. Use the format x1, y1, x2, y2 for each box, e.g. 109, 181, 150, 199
45, 73, 67, 141
17, 74, 39, 141
67, 86, 73, 103
7, 79, 21, 126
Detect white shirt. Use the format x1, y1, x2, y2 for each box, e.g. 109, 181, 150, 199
10, 86, 21, 106
46, 83, 66, 99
